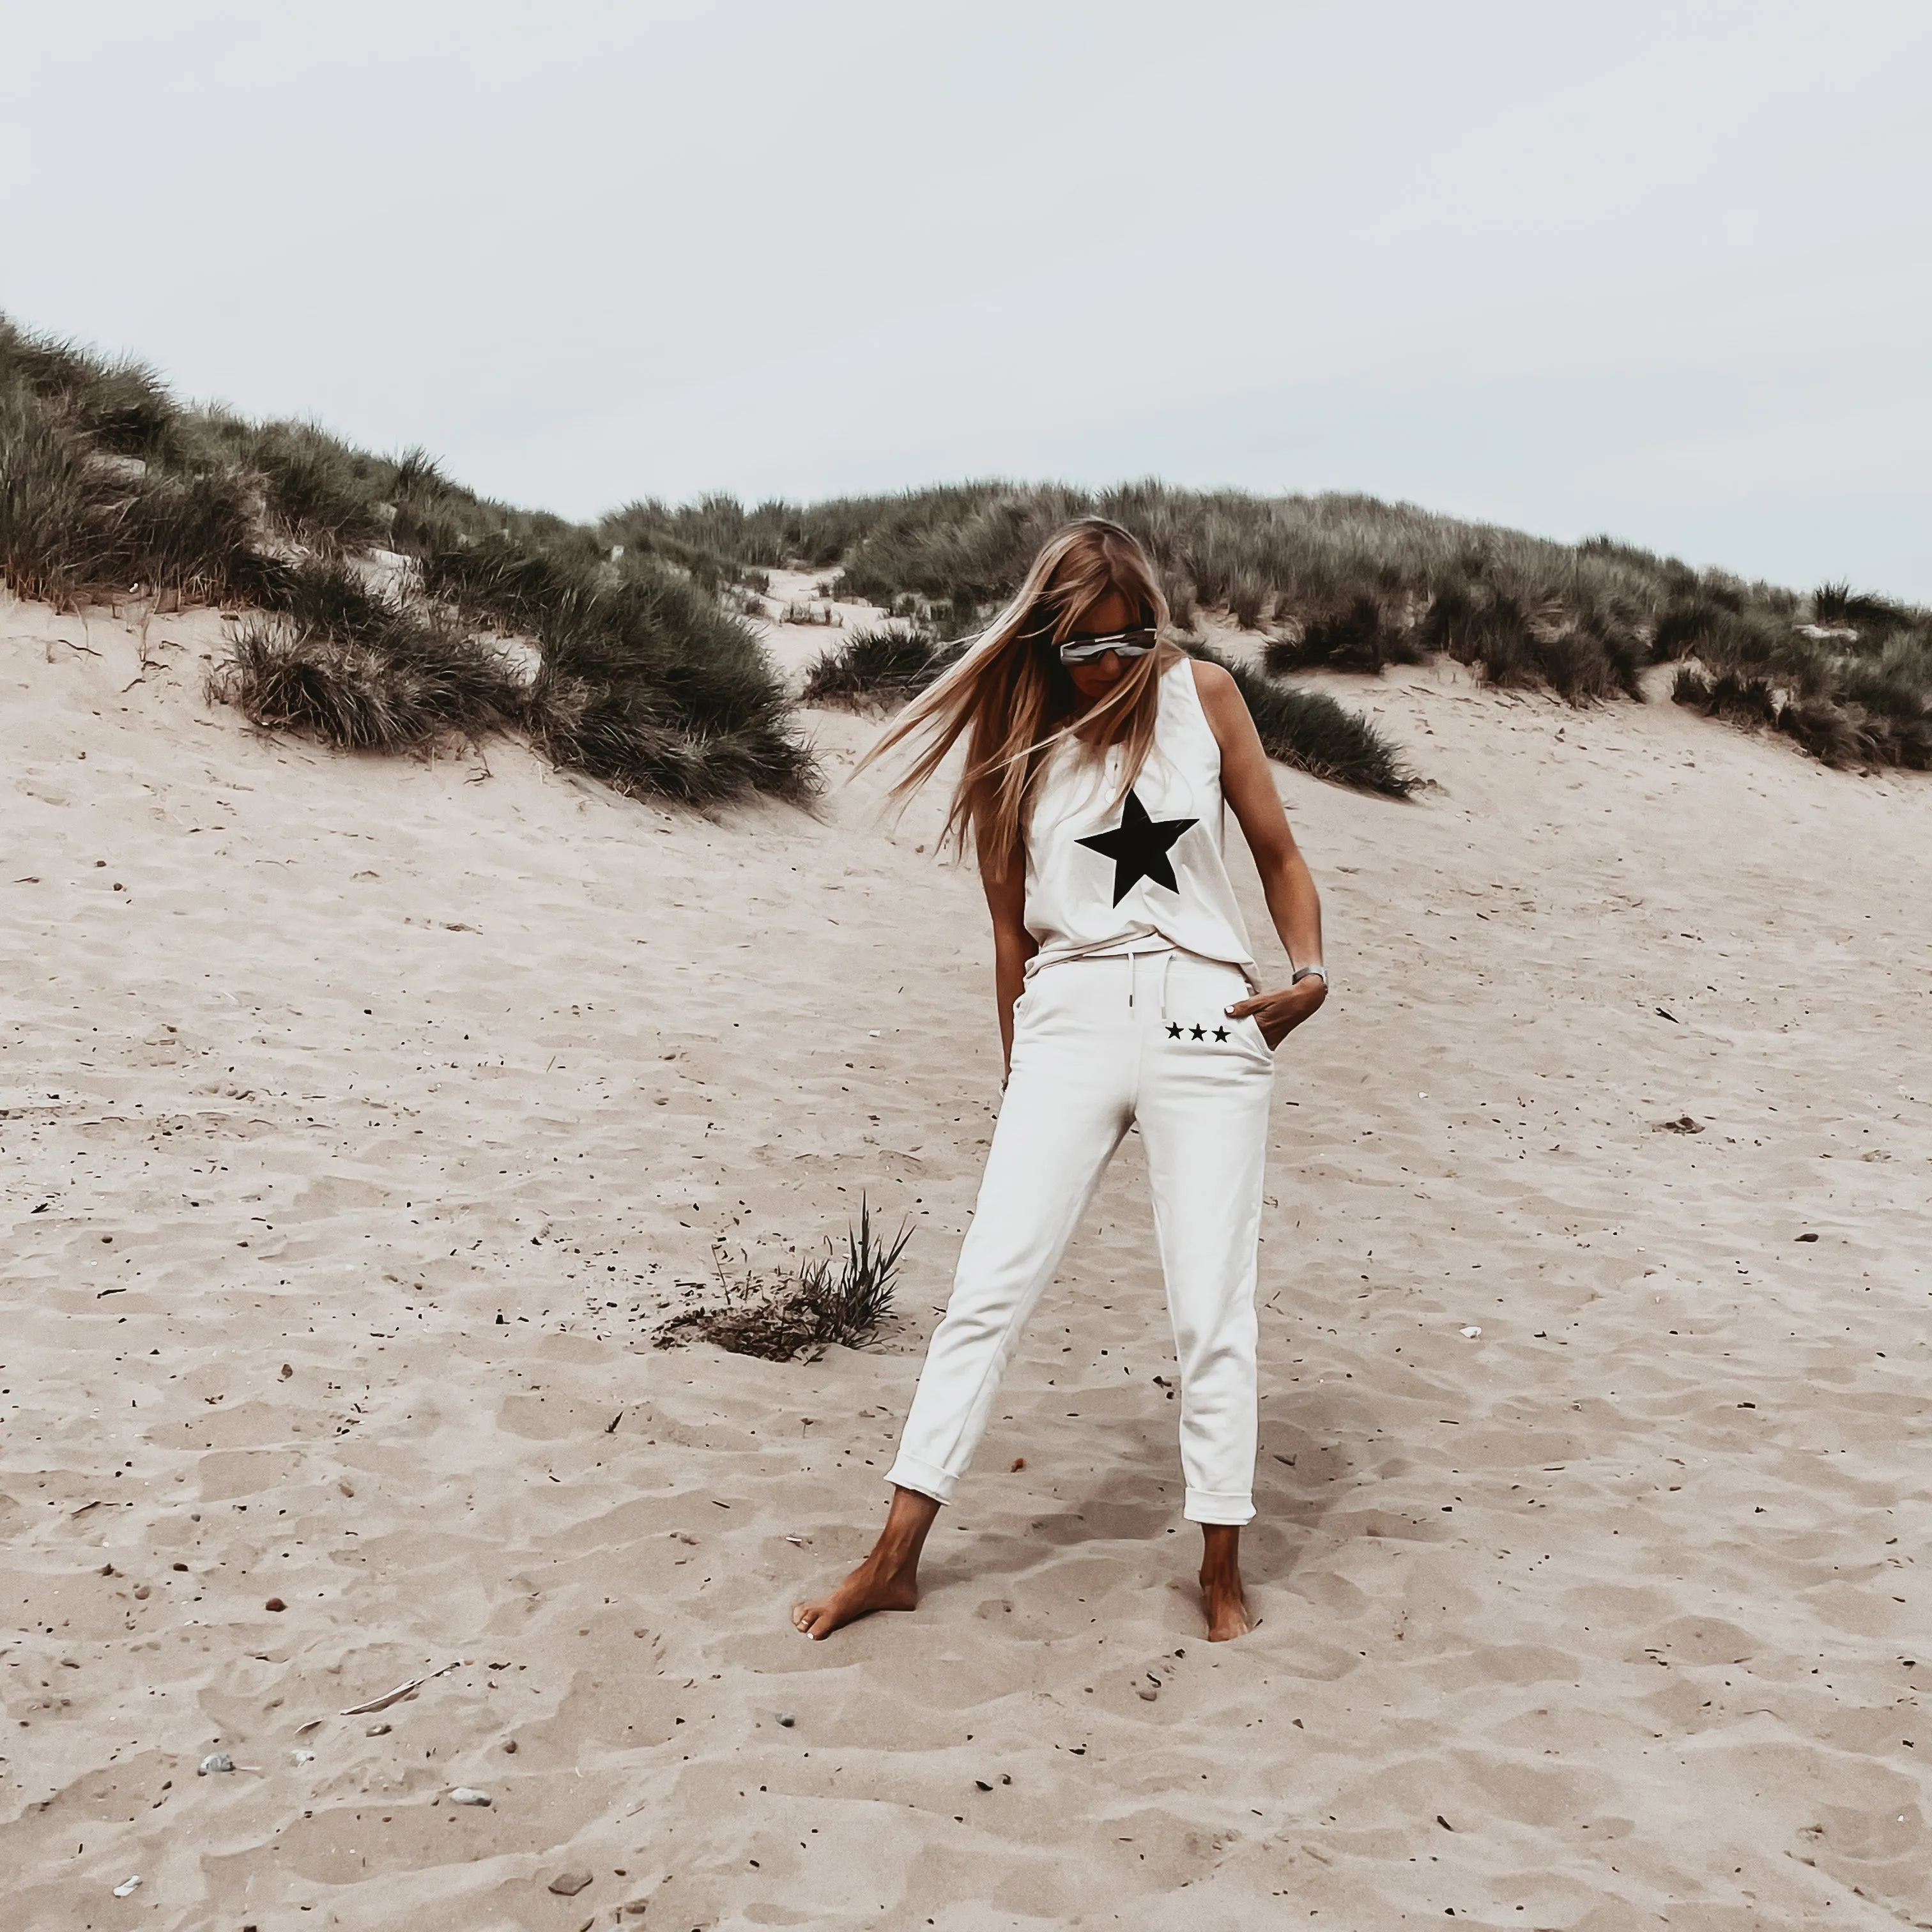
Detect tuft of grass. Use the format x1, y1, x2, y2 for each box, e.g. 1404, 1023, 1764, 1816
1813, 582, 1915, 632
208, 574, 526, 751
1190, 644, 1420, 797
0, 388, 121, 602
417, 529, 604, 632
525, 566, 816, 804
0, 387, 279, 607
799, 624, 963, 707
1775, 693, 1867, 767
0, 317, 172, 454
1268, 595, 1427, 675
657, 1197, 912, 1360
1672, 665, 1781, 728
814, 1196, 915, 1347
1422, 583, 1643, 701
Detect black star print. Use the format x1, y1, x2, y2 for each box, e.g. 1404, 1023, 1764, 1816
1166, 1022, 1183, 1038
1213, 1025, 1229, 1042
1189, 1023, 1206, 1041
1075, 790, 1198, 906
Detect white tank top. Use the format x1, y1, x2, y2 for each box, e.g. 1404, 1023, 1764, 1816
1022, 657, 1256, 979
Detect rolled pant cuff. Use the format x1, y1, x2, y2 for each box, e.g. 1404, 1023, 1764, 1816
1184, 1487, 1254, 1526
885, 1453, 957, 1506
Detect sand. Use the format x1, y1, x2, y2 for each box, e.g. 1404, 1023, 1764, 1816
3, 583, 1929, 1929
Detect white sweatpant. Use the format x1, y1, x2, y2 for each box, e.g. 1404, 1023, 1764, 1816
887, 948, 1275, 1525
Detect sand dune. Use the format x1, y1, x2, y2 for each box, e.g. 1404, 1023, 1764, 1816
3, 586, 1929, 1929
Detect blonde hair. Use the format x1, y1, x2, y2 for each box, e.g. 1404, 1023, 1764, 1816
856, 518, 1178, 878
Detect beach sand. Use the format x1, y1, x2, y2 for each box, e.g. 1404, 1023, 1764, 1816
3, 586, 1929, 1928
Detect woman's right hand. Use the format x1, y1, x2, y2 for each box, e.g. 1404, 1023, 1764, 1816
1225, 976, 1326, 1049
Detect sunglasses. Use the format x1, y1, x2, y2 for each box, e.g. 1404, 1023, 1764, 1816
1055, 626, 1160, 664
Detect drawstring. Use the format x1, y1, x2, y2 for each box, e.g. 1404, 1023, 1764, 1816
1125, 947, 1176, 1018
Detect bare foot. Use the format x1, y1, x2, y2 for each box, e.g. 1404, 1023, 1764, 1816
1199, 1524, 1253, 1641
791, 1485, 939, 1641
791, 1552, 920, 1639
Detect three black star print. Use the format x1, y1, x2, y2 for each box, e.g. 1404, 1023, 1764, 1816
1076, 790, 1198, 906
1160, 1017, 1242, 1049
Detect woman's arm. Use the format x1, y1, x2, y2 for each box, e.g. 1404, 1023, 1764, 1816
978, 832, 1038, 1079
1191, 659, 1328, 1048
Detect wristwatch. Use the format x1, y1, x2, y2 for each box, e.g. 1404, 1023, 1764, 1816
1291, 964, 1328, 988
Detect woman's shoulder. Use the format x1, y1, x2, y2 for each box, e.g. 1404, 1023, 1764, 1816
1172, 652, 1249, 751
1176, 651, 1240, 715
1178, 652, 1237, 698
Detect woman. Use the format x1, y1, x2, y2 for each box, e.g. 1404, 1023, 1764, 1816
793, 519, 1327, 1643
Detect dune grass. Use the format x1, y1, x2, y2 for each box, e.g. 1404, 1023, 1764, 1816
1, 312, 813, 803
745, 482, 1929, 773
0, 316, 174, 455
657, 1198, 913, 1360
209, 559, 526, 752
1658, 585, 1932, 767
798, 624, 963, 707
1188, 645, 1420, 797
8, 312, 1925, 779
1266, 594, 1429, 677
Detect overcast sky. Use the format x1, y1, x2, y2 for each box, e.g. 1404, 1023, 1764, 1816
6, 2, 1928, 597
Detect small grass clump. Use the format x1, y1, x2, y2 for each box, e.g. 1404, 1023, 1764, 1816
1267, 595, 1427, 675
209, 565, 526, 752
1189, 644, 1419, 797
1672, 665, 1780, 730
525, 567, 816, 804
799, 624, 963, 707
658, 1199, 913, 1360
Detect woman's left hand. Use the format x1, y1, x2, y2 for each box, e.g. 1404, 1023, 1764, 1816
1225, 977, 1327, 1050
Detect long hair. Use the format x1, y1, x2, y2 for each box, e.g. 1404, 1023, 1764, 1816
855, 518, 1179, 879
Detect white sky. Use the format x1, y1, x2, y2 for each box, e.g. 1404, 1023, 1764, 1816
6, 1, 1929, 597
